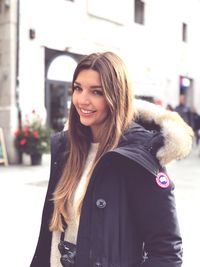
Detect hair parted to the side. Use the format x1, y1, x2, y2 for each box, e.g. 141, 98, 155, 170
49, 51, 136, 231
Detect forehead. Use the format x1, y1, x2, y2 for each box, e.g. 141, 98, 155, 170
75, 69, 102, 86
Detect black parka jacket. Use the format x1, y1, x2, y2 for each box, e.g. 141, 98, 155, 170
30, 120, 187, 267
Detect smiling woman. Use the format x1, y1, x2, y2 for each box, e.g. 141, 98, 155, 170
72, 69, 108, 142
30, 52, 193, 267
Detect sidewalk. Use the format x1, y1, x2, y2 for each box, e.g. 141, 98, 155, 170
167, 147, 200, 267
0, 153, 51, 181
0, 154, 51, 267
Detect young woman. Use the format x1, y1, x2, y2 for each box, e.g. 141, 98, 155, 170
30, 52, 193, 267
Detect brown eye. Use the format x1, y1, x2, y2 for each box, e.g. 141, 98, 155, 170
93, 90, 103, 96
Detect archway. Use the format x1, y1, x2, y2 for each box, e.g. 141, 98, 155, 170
46, 54, 77, 131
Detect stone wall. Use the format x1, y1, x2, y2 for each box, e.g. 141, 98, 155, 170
0, 0, 19, 163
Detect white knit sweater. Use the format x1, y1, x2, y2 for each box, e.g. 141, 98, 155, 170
50, 143, 99, 267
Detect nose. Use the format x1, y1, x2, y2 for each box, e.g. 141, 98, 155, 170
78, 90, 90, 105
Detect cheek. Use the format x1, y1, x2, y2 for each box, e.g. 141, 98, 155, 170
100, 102, 109, 116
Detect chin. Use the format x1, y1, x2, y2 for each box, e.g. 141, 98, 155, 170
80, 119, 93, 127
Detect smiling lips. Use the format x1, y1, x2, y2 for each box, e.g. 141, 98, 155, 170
79, 108, 96, 116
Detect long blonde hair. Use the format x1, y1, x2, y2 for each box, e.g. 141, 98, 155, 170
50, 52, 135, 231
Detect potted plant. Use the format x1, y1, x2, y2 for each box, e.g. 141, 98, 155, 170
14, 110, 52, 165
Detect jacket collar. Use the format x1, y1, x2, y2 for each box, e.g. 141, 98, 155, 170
112, 122, 163, 175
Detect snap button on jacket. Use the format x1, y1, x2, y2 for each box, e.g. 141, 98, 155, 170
96, 199, 106, 209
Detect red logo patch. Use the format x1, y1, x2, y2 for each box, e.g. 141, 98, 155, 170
156, 172, 170, 188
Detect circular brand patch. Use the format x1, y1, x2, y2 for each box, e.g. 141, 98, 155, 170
156, 172, 170, 188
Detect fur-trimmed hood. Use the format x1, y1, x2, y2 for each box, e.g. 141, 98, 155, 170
135, 99, 194, 166
63, 99, 194, 166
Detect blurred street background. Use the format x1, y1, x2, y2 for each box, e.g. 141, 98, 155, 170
0, 146, 200, 267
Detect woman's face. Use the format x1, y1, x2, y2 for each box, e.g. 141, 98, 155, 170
72, 69, 109, 142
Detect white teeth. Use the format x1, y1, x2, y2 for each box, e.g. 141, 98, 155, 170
81, 109, 93, 114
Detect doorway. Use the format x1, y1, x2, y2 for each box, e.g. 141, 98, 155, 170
45, 54, 78, 131
179, 76, 194, 107
46, 81, 72, 131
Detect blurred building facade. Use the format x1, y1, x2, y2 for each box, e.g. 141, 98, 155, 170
1, 0, 200, 163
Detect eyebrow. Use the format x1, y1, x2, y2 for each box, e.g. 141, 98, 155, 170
74, 81, 102, 89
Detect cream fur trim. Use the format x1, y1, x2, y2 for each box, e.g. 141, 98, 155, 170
135, 99, 194, 165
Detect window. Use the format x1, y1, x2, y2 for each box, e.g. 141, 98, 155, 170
182, 23, 188, 42
134, 0, 145, 25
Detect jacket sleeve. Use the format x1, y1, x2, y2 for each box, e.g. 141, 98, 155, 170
130, 163, 183, 267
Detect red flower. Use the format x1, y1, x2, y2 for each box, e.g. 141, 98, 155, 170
20, 139, 27, 145
33, 131, 39, 139
14, 110, 51, 155
14, 129, 21, 137
24, 127, 29, 137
